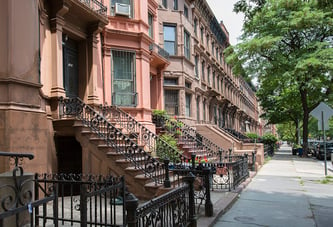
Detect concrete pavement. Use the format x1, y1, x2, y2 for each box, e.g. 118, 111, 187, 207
211, 144, 333, 227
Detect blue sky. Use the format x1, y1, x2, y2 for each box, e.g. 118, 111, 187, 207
206, 0, 244, 45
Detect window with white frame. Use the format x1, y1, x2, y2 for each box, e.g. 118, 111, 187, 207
164, 24, 177, 55
111, 50, 136, 106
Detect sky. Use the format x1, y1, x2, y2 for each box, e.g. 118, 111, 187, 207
206, 0, 244, 45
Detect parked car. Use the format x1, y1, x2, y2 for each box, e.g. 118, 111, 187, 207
308, 140, 321, 157
316, 142, 333, 160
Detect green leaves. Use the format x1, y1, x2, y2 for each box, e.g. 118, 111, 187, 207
230, 0, 333, 152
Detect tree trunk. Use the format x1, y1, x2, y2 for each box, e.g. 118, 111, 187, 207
300, 89, 309, 157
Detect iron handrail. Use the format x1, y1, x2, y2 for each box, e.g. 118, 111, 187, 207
59, 97, 170, 185
97, 104, 187, 164
152, 114, 228, 161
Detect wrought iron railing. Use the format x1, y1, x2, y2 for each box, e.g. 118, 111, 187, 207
97, 105, 184, 166
78, 0, 107, 15
35, 173, 125, 226
59, 97, 176, 186
0, 152, 56, 227
126, 174, 196, 226
149, 43, 170, 60
152, 114, 228, 161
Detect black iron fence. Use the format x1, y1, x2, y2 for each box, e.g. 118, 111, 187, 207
35, 173, 125, 226
126, 174, 196, 227
0, 152, 56, 227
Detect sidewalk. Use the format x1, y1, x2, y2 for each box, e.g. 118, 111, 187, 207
197, 171, 257, 227
204, 145, 333, 227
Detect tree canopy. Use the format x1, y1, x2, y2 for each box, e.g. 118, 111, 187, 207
226, 0, 333, 154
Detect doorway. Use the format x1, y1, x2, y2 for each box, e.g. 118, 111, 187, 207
63, 35, 79, 98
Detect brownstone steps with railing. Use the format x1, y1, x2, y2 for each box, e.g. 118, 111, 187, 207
59, 98, 182, 200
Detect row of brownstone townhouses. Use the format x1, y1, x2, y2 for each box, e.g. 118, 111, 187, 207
0, 0, 276, 198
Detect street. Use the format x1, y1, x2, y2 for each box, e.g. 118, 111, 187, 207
214, 144, 333, 227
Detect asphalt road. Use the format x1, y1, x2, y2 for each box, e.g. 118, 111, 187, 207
213, 144, 333, 227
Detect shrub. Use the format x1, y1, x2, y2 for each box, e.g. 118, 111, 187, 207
156, 133, 182, 162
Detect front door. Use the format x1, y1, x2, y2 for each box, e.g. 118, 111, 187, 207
63, 35, 78, 97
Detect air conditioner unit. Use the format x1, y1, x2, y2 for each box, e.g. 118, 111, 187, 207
115, 3, 131, 17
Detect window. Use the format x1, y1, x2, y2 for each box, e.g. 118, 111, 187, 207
164, 25, 176, 55
207, 66, 210, 85
162, 0, 167, 8
112, 50, 136, 106
203, 100, 206, 122
111, 0, 133, 18
201, 60, 205, 81
184, 4, 188, 18
196, 97, 200, 121
185, 94, 191, 117
148, 13, 153, 38
200, 27, 204, 43
220, 53, 223, 65
206, 34, 209, 48
173, 0, 178, 10
214, 105, 217, 124
213, 71, 215, 88
211, 42, 214, 54
185, 82, 191, 88
164, 78, 178, 85
184, 30, 191, 59
194, 55, 199, 78
165, 90, 179, 115
194, 18, 197, 35
216, 47, 219, 59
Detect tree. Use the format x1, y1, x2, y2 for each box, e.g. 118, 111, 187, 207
226, 0, 333, 156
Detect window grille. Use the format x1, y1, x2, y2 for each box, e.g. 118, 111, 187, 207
111, 50, 136, 106
164, 90, 179, 115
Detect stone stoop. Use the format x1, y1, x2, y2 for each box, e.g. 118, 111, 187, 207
73, 122, 171, 200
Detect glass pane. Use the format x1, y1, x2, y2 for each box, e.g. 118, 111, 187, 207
164, 26, 176, 41
164, 41, 175, 55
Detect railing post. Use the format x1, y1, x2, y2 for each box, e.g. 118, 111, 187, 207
125, 193, 139, 227
203, 168, 213, 217
80, 184, 87, 227
191, 154, 196, 170
252, 151, 256, 171
164, 159, 171, 188
185, 172, 197, 227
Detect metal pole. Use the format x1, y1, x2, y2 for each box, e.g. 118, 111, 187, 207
322, 111, 327, 176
